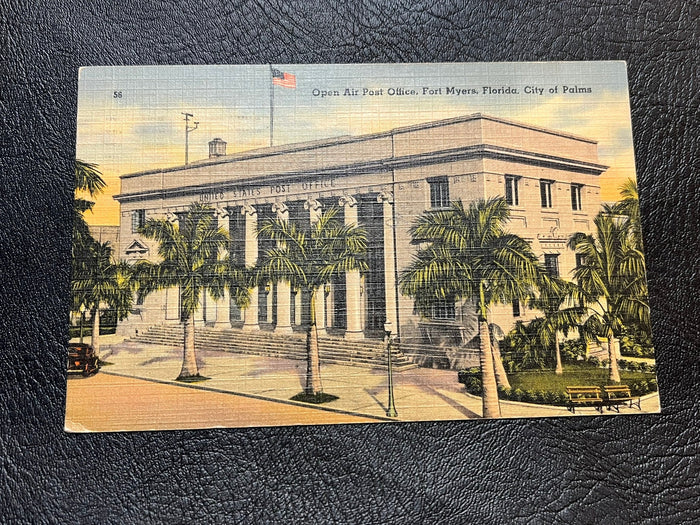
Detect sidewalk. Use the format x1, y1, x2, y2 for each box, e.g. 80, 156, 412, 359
87, 338, 660, 425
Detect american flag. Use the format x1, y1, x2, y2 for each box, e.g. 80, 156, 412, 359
272, 69, 296, 89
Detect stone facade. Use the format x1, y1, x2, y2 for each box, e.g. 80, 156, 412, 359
114, 113, 605, 342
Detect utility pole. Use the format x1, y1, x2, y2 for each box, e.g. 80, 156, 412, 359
182, 112, 199, 165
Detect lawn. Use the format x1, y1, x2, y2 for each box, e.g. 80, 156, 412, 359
458, 362, 658, 405
508, 363, 656, 394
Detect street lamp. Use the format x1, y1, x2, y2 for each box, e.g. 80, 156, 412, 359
384, 322, 398, 418
79, 304, 86, 344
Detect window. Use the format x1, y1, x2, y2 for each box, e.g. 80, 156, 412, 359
505, 175, 520, 206
540, 180, 553, 208
432, 298, 456, 320
544, 254, 560, 277
131, 209, 146, 233
575, 253, 586, 268
571, 184, 583, 211
512, 299, 521, 317
428, 177, 450, 209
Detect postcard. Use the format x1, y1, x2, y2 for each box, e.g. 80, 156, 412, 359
66, 62, 659, 432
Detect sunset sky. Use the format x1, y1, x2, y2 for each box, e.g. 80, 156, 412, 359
76, 62, 637, 225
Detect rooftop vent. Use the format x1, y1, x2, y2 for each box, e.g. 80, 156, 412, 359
208, 138, 227, 158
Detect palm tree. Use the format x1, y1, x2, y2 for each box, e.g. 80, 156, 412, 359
73, 160, 106, 257
256, 207, 368, 397
568, 211, 649, 383
527, 277, 584, 375
72, 240, 134, 358
135, 203, 237, 380
606, 178, 643, 250
501, 320, 548, 371
75, 159, 107, 196
400, 198, 545, 418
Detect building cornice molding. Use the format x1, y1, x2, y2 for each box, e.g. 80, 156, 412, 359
114, 144, 608, 204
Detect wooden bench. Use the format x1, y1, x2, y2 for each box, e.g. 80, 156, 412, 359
566, 386, 604, 413
603, 385, 641, 412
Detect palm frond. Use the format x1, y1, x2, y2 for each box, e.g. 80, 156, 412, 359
75, 160, 106, 196
255, 207, 367, 294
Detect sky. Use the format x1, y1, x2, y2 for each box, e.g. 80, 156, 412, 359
76, 62, 637, 225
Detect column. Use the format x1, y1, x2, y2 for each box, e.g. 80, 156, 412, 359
305, 198, 326, 335
378, 191, 398, 333
241, 203, 259, 331
294, 288, 302, 326
339, 195, 364, 339
194, 297, 205, 325
266, 284, 274, 324
164, 212, 181, 324
214, 206, 231, 328
272, 202, 293, 333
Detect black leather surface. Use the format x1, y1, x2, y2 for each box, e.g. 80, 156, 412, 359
1, 1, 698, 523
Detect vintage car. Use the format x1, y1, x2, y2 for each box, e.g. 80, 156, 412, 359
67, 343, 100, 376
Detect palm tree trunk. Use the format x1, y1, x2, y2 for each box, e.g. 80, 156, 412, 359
554, 336, 563, 375
178, 315, 198, 379
490, 338, 511, 389
608, 333, 621, 383
305, 288, 323, 395
479, 317, 501, 418
91, 307, 100, 359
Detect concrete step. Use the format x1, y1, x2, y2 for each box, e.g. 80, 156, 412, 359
128, 324, 418, 371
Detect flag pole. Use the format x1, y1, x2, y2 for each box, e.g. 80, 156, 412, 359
269, 64, 274, 147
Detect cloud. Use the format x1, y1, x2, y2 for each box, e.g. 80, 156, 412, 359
78, 65, 637, 225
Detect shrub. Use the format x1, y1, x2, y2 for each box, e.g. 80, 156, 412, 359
458, 368, 483, 395
464, 379, 482, 395
457, 367, 480, 384
545, 390, 561, 405
620, 330, 655, 358
561, 340, 587, 363
524, 389, 537, 403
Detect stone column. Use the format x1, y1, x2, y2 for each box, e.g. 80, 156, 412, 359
272, 202, 293, 333
294, 288, 302, 326
339, 195, 364, 339
378, 191, 398, 334
214, 206, 231, 328
164, 212, 181, 324
266, 284, 274, 323
241, 203, 259, 331
305, 198, 326, 335
194, 293, 205, 325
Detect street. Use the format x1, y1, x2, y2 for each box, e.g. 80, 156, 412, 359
65, 372, 380, 432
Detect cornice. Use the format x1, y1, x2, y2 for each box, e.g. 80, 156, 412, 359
114, 144, 608, 204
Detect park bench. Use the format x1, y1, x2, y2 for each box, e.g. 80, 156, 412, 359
603, 385, 641, 412
566, 386, 604, 413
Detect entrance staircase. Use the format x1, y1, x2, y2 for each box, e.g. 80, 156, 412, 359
126, 324, 418, 372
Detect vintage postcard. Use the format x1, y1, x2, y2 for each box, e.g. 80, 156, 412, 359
67, 62, 659, 432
